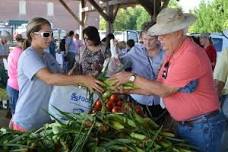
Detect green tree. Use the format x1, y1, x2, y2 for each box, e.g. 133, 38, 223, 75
99, 6, 151, 31
136, 8, 151, 30
114, 8, 131, 30
99, 16, 106, 31
190, 0, 228, 33
168, 0, 181, 8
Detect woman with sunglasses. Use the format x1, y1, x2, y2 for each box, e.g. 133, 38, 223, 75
69, 26, 106, 77
10, 17, 104, 132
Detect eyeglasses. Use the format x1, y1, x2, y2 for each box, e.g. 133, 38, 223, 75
34, 32, 53, 38
84, 37, 89, 41
162, 61, 170, 79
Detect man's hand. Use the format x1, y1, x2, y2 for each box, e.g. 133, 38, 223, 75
108, 71, 132, 88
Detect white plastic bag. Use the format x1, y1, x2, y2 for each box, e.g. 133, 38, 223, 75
105, 39, 124, 77
48, 85, 98, 121
55, 52, 64, 68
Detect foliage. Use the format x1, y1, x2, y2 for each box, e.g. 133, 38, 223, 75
168, 0, 181, 9
0, 110, 196, 152
99, 6, 151, 31
190, 0, 228, 33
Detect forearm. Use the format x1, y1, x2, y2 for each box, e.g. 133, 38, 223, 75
45, 73, 84, 86
127, 88, 154, 96
36, 68, 85, 86
110, 72, 178, 97
133, 76, 178, 97
214, 80, 225, 96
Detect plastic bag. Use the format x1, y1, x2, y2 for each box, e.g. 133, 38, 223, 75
55, 52, 64, 68
105, 39, 124, 77
48, 85, 98, 121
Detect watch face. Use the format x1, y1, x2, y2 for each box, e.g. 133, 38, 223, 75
129, 75, 135, 82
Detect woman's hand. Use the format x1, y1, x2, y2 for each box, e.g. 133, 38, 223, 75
79, 75, 104, 93
108, 71, 132, 88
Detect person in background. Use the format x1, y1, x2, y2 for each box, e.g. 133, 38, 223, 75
65, 30, 76, 70
214, 48, 228, 152
110, 8, 225, 152
59, 36, 66, 53
126, 39, 135, 52
0, 30, 11, 55
49, 37, 56, 58
138, 31, 144, 45
69, 26, 106, 77
10, 18, 103, 132
199, 33, 217, 70
116, 41, 127, 56
7, 34, 24, 115
119, 21, 165, 124
101, 33, 115, 58
73, 33, 83, 57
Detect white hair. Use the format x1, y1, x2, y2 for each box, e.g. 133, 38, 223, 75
182, 27, 189, 35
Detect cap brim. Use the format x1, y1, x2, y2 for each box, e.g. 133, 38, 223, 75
148, 14, 196, 36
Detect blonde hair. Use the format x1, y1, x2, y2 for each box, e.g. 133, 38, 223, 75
26, 17, 51, 41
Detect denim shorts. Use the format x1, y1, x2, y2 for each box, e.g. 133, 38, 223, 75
6, 85, 19, 115
176, 112, 226, 152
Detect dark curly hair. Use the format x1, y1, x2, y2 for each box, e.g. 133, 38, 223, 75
83, 26, 101, 46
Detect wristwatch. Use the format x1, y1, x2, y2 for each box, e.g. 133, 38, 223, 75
129, 74, 136, 82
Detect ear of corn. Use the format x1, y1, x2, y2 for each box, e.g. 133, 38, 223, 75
0, 70, 196, 151
0, 110, 196, 152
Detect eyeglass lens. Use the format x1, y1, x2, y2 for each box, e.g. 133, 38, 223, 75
162, 62, 170, 79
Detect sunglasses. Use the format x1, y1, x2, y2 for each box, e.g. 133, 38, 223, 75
34, 32, 53, 38
84, 37, 90, 41
162, 61, 170, 79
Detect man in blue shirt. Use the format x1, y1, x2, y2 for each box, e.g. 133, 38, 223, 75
120, 22, 165, 121
65, 31, 76, 71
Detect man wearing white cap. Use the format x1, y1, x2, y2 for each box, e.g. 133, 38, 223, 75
110, 8, 225, 152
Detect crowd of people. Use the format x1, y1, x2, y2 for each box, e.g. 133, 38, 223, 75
1, 7, 227, 152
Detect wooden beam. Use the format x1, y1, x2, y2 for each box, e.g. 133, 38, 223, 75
153, 0, 161, 19
112, 5, 119, 21
59, 0, 83, 26
81, 0, 137, 13
136, 0, 161, 17
136, 0, 153, 16
80, 0, 86, 26
106, 2, 113, 33
107, 0, 137, 6
87, 0, 110, 21
79, 0, 86, 38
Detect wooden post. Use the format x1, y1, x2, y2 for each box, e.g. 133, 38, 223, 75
136, 0, 169, 21
79, 0, 86, 39
106, 2, 113, 34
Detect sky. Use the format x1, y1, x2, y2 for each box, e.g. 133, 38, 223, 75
178, 0, 202, 12
178, 0, 212, 12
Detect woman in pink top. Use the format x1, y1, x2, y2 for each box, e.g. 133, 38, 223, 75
7, 34, 24, 115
